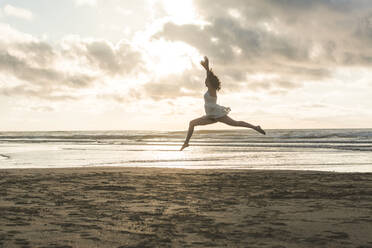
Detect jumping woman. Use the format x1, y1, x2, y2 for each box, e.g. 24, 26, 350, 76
180, 56, 266, 151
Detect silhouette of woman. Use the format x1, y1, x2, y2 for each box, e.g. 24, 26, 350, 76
180, 56, 266, 151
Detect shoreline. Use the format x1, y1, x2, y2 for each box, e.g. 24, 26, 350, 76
1, 167, 372, 247
1, 166, 372, 174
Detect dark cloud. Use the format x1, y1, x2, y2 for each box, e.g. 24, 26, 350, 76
155, 0, 372, 94
158, 20, 304, 65
246, 80, 300, 92
13, 41, 56, 66
0, 37, 144, 101
0, 51, 95, 88
63, 39, 144, 76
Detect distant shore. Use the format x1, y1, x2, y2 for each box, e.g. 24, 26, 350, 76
1, 167, 371, 247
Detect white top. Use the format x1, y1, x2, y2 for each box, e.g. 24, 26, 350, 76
203, 91, 231, 119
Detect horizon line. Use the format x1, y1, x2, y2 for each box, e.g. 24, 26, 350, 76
1, 127, 371, 133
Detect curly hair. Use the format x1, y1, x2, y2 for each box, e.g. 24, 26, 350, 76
207, 69, 221, 91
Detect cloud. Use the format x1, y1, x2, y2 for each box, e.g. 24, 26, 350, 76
0, 50, 95, 89
0, 25, 144, 101
74, 0, 97, 7
141, 66, 203, 100
3, 4, 33, 20
13, 41, 56, 66
0, 85, 77, 101
0, 23, 35, 42
30, 106, 54, 112
84, 40, 143, 75
154, 0, 372, 93
61, 36, 144, 76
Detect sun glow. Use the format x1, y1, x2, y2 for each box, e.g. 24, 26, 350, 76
142, 39, 200, 77
159, 0, 197, 24
147, 0, 206, 25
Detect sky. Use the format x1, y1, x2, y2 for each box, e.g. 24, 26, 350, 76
0, 0, 372, 131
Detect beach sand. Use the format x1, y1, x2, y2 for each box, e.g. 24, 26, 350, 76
0, 168, 371, 248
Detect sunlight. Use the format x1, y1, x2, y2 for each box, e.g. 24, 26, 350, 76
160, 0, 197, 24
151, 145, 188, 160
142, 39, 200, 77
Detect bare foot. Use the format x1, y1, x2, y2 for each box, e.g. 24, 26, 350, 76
255, 126, 266, 135
180, 143, 189, 151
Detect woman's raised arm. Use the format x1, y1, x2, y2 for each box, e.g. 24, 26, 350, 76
200, 56, 209, 75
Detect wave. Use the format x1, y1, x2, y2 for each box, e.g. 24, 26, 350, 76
0, 134, 170, 140
1, 139, 372, 147
140, 139, 372, 144
57, 142, 372, 152
0, 154, 10, 159
1, 129, 371, 141
275, 130, 372, 139
127, 157, 227, 163
1, 141, 371, 152
1, 129, 371, 153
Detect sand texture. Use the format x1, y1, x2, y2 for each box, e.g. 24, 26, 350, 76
0, 168, 372, 248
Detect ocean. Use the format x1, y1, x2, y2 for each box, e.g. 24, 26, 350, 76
0, 129, 371, 172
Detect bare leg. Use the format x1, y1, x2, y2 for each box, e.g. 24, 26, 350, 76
181, 117, 217, 151
216, 115, 266, 135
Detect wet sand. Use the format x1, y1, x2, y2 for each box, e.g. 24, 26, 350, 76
0, 167, 372, 248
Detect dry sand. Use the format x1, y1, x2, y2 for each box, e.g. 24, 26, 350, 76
0, 167, 372, 248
